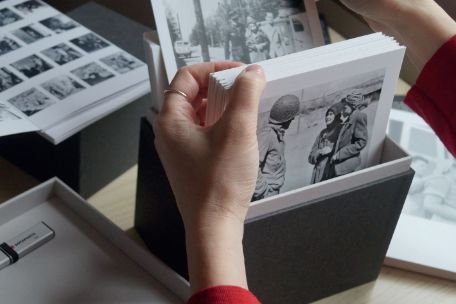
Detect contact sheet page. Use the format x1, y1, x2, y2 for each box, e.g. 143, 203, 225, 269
0, 0, 148, 141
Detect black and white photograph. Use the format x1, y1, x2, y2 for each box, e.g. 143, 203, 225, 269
252, 69, 385, 201
152, 0, 314, 78
0, 67, 22, 92
12, 24, 50, 44
11, 54, 53, 78
0, 8, 23, 26
41, 75, 85, 99
387, 110, 456, 226
8, 88, 55, 116
100, 52, 143, 74
0, 36, 21, 55
39, 14, 79, 33
0, 103, 21, 121
14, 0, 46, 15
70, 33, 110, 53
71, 62, 114, 86
42, 43, 83, 65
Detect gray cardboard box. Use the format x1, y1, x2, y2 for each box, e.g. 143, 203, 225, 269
135, 118, 414, 303
0, 2, 150, 198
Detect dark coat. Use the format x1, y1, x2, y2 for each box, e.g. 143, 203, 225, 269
332, 110, 368, 176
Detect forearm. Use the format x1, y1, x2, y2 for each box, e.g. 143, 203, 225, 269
380, 1, 456, 71
185, 217, 247, 293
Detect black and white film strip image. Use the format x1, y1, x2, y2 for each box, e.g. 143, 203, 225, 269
157, 0, 313, 70
0, 36, 21, 55
40, 15, 79, 33
41, 75, 85, 100
0, 103, 21, 121
8, 88, 55, 116
387, 112, 456, 225
11, 55, 53, 78
12, 24, 50, 44
71, 62, 114, 86
252, 69, 385, 202
14, 0, 46, 15
70, 33, 110, 53
0, 8, 23, 26
0, 67, 22, 92
42, 43, 82, 65
100, 52, 143, 74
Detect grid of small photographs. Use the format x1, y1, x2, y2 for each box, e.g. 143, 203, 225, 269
0, 0, 145, 118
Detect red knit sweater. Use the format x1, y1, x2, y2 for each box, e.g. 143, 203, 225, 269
186, 35, 456, 304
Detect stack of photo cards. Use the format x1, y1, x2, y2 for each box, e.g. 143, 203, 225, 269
207, 33, 406, 201
0, 0, 149, 144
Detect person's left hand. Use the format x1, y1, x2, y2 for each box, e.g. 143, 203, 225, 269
153, 61, 266, 291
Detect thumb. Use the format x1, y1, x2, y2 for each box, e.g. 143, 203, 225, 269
217, 64, 266, 139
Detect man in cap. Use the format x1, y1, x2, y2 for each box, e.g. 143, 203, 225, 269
330, 89, 368, 176
224, 12, 250, 63
252, 94, 300, 201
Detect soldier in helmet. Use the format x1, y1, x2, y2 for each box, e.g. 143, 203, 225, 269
252, 94, 300, 201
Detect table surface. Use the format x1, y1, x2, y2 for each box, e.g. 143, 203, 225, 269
1, 29, 456, 303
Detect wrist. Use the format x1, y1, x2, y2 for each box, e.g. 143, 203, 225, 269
185, 216, 247, 292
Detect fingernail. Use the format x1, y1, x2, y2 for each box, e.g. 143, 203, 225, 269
245, 64, 264, 76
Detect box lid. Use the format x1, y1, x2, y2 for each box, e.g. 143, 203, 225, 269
0, 178, 189, 303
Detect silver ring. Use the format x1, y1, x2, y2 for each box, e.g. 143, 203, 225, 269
164, 88, 189, 99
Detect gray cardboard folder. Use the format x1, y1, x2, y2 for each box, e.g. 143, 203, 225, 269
135, 118, 414, 303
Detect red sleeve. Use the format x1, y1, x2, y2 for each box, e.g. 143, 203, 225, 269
405, 35, 456, 157
187, 286, 260, 304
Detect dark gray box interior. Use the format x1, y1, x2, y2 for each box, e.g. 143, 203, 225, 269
135, 118, 414, 303
0, 2, 151, 198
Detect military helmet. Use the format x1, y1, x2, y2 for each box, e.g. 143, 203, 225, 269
269, 95, 300, 124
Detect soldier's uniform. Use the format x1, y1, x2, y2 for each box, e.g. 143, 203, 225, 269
252, 95, 300, 201
253, 124, 287, 200
246, 24, 270, 62
224, 22, 250, 63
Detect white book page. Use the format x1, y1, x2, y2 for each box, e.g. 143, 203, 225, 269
0, 0, 148, 137
0, 100, 38, 136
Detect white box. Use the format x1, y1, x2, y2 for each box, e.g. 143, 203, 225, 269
0, 178, 190, 303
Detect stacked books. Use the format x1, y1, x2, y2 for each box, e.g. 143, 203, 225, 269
0, 0, 149, 144
207, 33, 405, 201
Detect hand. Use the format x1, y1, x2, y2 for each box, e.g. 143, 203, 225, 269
154, 62, 266, 292
332, 153, 339, 162
340, 0, 456, 71
319, 146, 332, 156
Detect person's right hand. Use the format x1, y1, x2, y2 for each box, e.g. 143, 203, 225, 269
319, 146, 332, 156
339, 0, 415, 34
340, 0, 456, 71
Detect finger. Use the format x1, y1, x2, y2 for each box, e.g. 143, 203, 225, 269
163, 61, 243, 113
217, 65, 266, 139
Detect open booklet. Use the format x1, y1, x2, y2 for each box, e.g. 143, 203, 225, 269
207, 33, 406, 201
385, 107, 456, 280
0, 0, 149, 144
